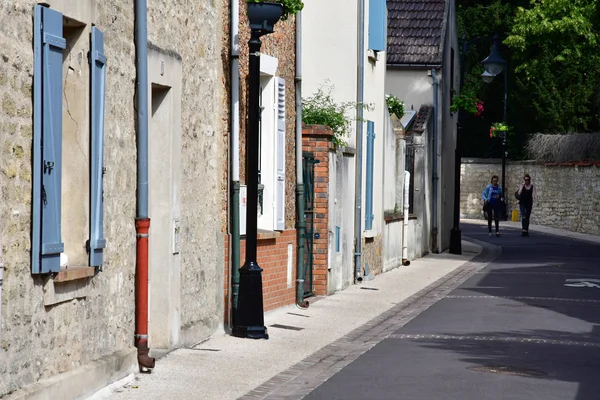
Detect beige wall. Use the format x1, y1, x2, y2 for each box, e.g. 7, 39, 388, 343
461, 159, 600, 235
0, 0, 226, 397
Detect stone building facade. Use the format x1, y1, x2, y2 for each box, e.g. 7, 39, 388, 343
461, 158, 600, 235
0, 0, 226, 398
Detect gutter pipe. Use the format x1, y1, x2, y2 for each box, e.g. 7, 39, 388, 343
134, 0, 155, 371
295, 12, 308, 308
230, 0, 242, 326
388, 63, 442, 69
431, 69, 439, 253
402, 170, 410, 265
354, 0, 366, 283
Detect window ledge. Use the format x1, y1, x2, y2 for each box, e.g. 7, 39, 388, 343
44, 266, 95, 307
54, 266, 96, 283
363, 229, 377, 239
384, 212, 418, 223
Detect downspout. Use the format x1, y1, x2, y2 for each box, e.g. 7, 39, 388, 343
402, 170, 410, 265
134, 0, 155, 371
431, 69, 439, 253
230, 0, 242, 326
295, 11, 309, 308
354, 0, 366, 283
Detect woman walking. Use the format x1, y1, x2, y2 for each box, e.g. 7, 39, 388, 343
516, 173, 537, 236
482, 175, 503, 237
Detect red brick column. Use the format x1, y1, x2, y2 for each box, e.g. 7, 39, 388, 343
302, 124, 334, 296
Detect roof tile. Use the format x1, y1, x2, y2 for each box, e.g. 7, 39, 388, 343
387, 0, 446, 65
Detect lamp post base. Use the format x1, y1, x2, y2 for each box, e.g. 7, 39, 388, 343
449, 227, 462, 255
232, 261, 269, 340
232, 325, 269, 340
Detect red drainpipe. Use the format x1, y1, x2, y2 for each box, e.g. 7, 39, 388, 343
136, 218, 155, 371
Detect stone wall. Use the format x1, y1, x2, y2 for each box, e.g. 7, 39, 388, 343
0, 0, 226, 397
461, 158, 600, 235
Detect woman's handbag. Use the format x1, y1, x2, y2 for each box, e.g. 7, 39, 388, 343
515, 190, 521, 200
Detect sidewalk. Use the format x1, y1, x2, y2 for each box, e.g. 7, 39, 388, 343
87, 240, 483, 400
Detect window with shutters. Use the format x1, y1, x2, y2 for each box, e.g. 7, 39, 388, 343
256, 75, 286, 232
368, 0, 387, 52
32, 3, 106, 275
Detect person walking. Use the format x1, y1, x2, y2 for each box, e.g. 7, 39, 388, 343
516, 173, 537, 237
482, 175, 503, 237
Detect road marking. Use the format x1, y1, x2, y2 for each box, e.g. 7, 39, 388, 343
445, 295, 600, 304
564, 278, 600, 288
388, 333, 600, 348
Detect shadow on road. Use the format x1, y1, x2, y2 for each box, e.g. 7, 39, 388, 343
415, 223, 600, 400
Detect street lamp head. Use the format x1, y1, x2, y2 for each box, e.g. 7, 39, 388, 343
482, 35, 506, 75
247, 2, 283, 35
481, 70, 495, 83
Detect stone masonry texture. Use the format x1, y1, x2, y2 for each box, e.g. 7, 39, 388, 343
461, 158, 600, 235
0, 0, 226, 396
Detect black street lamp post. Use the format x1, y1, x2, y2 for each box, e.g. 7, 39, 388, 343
449, 33, 507, 254
232, 2, 283, 340
482, 34, 508, 220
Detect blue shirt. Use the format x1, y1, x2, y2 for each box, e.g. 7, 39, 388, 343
482, 184, 503, 205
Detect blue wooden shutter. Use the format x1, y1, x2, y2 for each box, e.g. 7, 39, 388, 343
33, 5, 66, 274
274, 77, 286, 231
365, 121, 375, 230
368, 0, 387, 51
89, 26, 107, 267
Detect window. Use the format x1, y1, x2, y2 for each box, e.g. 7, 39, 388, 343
257, 75, 286, 232
365, 120, 375, 230
368, 0, 387, 52
405, 144, 415, 214
32, 4, 106, 274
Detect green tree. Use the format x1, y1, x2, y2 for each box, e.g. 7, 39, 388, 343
505, 0, 600, 132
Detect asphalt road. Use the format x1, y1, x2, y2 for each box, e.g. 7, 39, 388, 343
303, 223, 600, 400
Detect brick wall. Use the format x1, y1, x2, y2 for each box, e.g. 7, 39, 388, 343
302, 125, 334, 296
224, 230, 297, 323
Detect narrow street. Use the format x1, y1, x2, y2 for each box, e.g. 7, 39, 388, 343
244, 222, 600, 400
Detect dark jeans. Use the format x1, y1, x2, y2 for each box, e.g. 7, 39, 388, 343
486, 202, 500, 233
520, 202, 532, 231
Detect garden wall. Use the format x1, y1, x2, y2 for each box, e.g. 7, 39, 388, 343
461, 158, 600, 235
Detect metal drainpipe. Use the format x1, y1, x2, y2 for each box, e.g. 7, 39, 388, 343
431, 69, 439, 253
295, 11, 308, 308
354, 0, 366, 283
230, 0, 242, 327
134, 0, 155, 371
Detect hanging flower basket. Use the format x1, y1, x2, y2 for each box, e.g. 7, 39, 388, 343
450, 93, 484, 116
489, 122, 509, 138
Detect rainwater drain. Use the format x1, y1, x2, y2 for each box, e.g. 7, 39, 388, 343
360, 287, 379, 291
270, 324, 304, 331
467, 365, 547, 377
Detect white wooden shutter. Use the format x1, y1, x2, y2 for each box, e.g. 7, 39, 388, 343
274, 77, 286, 231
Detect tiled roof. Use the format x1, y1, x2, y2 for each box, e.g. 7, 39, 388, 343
410, 105, 433, 134
387, 0, 447, 65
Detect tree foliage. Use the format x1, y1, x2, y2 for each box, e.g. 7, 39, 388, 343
457, 0, 600, 159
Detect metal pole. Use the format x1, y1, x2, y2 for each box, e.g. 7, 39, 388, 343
501, 59, 508, 220
232, 30, 268, 339
449, 36, 468, 255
